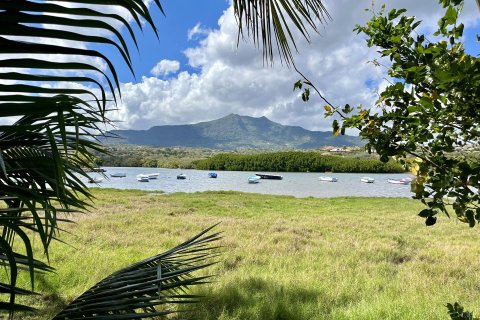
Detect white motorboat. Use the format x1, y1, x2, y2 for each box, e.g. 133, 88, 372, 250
387, 178, 410, 185
319, 176, 338, 182
148, 173, 160, 179
360, 177, 375, 183
110, 172, 126, 178
88, 177, 103, 183
248, 176, 260, 184
137, 174, 150, 182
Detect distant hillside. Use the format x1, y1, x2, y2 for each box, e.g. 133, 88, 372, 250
105, 114, 362, 150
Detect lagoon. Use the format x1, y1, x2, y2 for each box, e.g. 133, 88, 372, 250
87, 167, 414, 198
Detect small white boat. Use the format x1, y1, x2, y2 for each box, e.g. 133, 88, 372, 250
148, 173, 160, 179
361, 177, 375, 183
88, 177, 103, 183
110, 172, 126, 178
177, 173, 186, 180
319, 176, 338, 182
248, 176, 260, 184
137, 174, 150, 182
387, 178, 410, 185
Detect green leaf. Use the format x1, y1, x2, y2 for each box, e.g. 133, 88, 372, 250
425, 215, 437, 226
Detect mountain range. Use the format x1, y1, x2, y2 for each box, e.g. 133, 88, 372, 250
105, 114, 362, 150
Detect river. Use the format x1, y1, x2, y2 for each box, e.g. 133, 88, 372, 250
85, 167, 415, 198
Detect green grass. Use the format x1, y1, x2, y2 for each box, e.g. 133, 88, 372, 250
13, 189, 480, 319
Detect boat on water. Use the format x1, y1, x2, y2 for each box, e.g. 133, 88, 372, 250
387, 178, 411, 185
137, 174, 150, 182
88, 177, 103, 183
208, 172, 217, 178
177, 173, 187, 180
319, 176, 338, 182
110, 172, 126, 178
248, 176, 261, 184
148, 173, 160, 179
360, 177, 375, 183
256, 173, 283, 180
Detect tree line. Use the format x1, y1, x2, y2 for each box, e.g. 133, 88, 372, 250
194, 151, 404, 173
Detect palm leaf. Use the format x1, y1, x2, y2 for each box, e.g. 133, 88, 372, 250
233, 0, 330, 65
53, 226, 221, 320
0, 0, 163, 313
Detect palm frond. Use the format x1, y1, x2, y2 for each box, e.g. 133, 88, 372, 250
0, 0, 163, 314
54, 226, 221, 320
233, 0, 331, 66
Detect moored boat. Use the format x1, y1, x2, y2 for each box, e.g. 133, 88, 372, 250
88, 177, 103, 183
255, 173, 283, 180
148, 173, 160, 179
110, 172, 126, 178
208, 172, 218, 178
177, 173, 187, 180
319, 176, 338, 182
387, 178, 410, 185
137, 174, 150, 182
248, 176, 260, 184
360, 177, 375, 183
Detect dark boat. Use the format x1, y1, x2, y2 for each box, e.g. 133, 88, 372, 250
255, 173, 283, 180
208, 172, 217, 178
177, 173, 186, 180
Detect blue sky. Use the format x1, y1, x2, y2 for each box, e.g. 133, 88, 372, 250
86, 1, 480, 131
118, 0, 230, 81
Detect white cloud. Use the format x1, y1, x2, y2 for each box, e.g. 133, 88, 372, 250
150, 59, 181, 77
114, 0, 480, 131
188, 23, 212, 41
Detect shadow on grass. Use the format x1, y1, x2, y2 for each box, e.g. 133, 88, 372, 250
186, 277, 322, 320
34, 275, 68, 318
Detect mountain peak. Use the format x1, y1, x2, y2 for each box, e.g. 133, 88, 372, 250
106, 114, 362, 150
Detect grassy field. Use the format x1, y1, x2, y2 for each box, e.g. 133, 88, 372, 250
15, 189, 480, 319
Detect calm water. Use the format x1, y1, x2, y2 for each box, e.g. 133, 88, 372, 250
86, 167, 415, 198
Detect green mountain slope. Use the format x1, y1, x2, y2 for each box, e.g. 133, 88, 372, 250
106, 114, 362, 150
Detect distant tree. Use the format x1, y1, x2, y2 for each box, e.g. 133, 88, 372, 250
296, 0, 479, 227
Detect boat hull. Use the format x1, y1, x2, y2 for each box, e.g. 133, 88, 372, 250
137, 174, 150, 182
110, 173, 126, 178
387, 179, 409, 185
319, 176, 338, 182
148, 173, 159, 179
256, 174, 283, 180
248, 176, 260, 184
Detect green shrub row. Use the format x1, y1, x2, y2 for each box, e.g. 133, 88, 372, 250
194, 151, 405, 173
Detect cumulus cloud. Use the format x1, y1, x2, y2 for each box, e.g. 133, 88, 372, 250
188, 23, 212, 41
150, 59, 181, 77
113, 0, 480, 131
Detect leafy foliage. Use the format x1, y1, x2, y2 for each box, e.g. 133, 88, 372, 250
296, 0, 479, 227
447, 302, 478, 320
347, 0, 480, 227
195, 151, 404, 173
